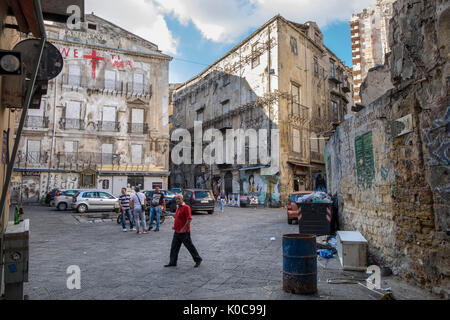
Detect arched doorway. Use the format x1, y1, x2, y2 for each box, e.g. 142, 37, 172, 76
224, 172, 233, 196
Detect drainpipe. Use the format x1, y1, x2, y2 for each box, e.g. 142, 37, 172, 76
46, 73, 58, 194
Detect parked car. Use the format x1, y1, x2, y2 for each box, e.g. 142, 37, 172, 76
71, 190, 120, 214
54, 189, 81, 211
171, 187, 182, 194
286, 191, 313, 224
45, 188, 61, 206
143, 189, 177, 212
182, 189, 215, 214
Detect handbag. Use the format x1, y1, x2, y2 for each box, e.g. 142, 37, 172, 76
136, 193, 147, 211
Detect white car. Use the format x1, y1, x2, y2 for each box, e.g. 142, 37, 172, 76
54, 189, 82, 211
71, 190, 120, 214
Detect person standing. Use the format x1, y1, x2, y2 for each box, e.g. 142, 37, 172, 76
148, 186, 165, 232
219, 190, 226, 213
164, 194, 202, 268
119, 188, 135, 232
130, 187, 147, 234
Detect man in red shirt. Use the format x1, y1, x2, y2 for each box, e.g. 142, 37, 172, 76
164, 194, 203, 267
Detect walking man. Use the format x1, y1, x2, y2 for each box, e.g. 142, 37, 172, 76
219, 190, 226, 213
130, 187, 147, 234
119, 187, 135, 232
165, 194, 202, 268
148, 186, 165, 232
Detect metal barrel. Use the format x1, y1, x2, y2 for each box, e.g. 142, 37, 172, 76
282, 233, 317, 294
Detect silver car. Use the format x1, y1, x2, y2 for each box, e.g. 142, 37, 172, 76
54, 189, 81, 211
71, 190, 120, 214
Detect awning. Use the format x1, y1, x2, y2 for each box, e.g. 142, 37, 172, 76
7, 0, 46, 38
239, 164, 270, 171
287, 160, 317, 168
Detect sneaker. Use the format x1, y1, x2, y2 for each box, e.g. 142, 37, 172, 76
138, 231, 143, 234
164, 264, 176, 267
122, 228, 127, 232
132, 227, 136, 231
148, 226, 153, 231
143, 230, 148, 234
154, 228, 159, 232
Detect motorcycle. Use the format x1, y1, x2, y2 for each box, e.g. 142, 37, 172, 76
116, 205, 170, 225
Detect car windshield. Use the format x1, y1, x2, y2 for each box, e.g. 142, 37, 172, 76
195, 191, 211, 199
63, 190, 78, 196
73, 191, 80, 198
166, 191, 175, 196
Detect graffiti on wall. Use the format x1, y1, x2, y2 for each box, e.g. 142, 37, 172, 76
241, 171, 280, 205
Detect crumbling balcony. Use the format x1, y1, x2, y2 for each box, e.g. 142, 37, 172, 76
98, 121, 120, 132
127, 123, 149, 134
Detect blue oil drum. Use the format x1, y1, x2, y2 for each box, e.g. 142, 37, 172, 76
282, 233, 317, 294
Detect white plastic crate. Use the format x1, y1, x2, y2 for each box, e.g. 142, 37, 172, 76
336, 231, 368, 271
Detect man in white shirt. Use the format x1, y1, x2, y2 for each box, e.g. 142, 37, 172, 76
130, 187, 147, 234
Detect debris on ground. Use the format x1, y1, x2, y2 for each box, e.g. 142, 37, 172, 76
318, 249, 334, 259
270, 237, 276, 241
295, 192, 332, 204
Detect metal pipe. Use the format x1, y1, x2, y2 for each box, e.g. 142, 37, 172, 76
0, 37, 46, 221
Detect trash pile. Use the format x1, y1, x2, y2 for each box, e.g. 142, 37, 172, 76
295, 191, 332, 204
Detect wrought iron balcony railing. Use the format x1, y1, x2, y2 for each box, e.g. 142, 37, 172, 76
25, 116, 49, 128
127, 123, 149, 134
98, 121, 120, 132
61, 118, 85, 130
15, 151, 48, 166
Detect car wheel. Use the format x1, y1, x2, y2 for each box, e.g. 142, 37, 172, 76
77, 204, 88, 214
57, 202, 67, 211
117, 215, 122, 224
160, 214, 166, 224
50, 200, 55, 207
287, 218, 293, 224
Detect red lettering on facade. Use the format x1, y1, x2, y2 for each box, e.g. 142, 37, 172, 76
60, 48, 71, 57
83, 50, 104, 79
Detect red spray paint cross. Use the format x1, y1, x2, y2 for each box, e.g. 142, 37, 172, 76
83, 50, 104, 79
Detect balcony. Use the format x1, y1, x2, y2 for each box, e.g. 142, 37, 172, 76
15, 151, 48, 166
25, 116, 49, 128
98, 121, 120, 132
341, 80, 351, 93
61, 118, 85, 130
127, 123, 149, 134
55, 152, 120, 167
328, 74, 342, 84
60, 75, 152, 98
311, 151, 324, 163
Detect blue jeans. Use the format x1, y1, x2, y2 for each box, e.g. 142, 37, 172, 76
121, 208, 133, 229
149, 206, 161, 229
219, 199, 225, 211
134, 207, 146, 231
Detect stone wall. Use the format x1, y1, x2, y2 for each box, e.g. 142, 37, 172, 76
327, 0, 449, 295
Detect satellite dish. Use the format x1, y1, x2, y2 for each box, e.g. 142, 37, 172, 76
13, 39, 63, 81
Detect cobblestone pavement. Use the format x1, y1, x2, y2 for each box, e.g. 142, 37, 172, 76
17, 205, 437, 300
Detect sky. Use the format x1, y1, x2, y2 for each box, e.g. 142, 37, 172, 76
85, 0, 376, 83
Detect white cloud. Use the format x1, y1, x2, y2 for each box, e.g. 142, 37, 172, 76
85, 0, 178, 55
152, 0, 376, 43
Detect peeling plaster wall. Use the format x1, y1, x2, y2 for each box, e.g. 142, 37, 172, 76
327, 0, 449, 294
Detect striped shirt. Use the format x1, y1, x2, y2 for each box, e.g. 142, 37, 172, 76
119, 194, 131, 209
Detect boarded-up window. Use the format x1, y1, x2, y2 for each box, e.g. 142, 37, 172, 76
355, 132, 375, 187
102, 144, 113, 164
66, 101, 81, 119
131, 108, 144, 124
251, 43, 260, 68
291, 82, 301, 116
102, 106, 116, 122
27, 140, 41, 163
68, 65, 81, 86
292, 128, 301, 154
133, 73, 144, 93
290, 37, 298, 55
131, 144, 142, 164
64, 141, 78, 154
105, 70, 116, 90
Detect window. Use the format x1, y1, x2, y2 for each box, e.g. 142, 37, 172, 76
290, 37, 298, 55
88, 23, 97, 30
65, 101, 81, 129
127, 176, 144, 190
26, 140, 41, 164
196, 108, 204, 122
314, 58, 319, 75
64, 141, 78, 155
101, 144, 113, 164
99, 191, 114, 199
105, 70, 116, 90
251, 43, 260, 68
292, 128, 301, 154
290, 82, 301, 116
83, 191, 98, 198
152, 182, 163, 189
131, 144, 143, 164
68, 65, 81, 86
101, 106, 117, 131
223, 73, 230, 86
330, 61, 336, 78
190, 91, 196, 104
133, 73, 144, 94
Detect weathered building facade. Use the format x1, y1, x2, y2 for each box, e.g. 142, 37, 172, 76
170, 15, 353, 205
350, 0, 395, 104
327, 0, 449, 295
12, 14, 171, 202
